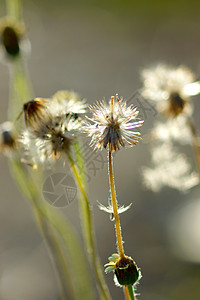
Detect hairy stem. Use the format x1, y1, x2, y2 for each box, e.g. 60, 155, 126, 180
67, 151, 112, 300
108, 150, 124, 258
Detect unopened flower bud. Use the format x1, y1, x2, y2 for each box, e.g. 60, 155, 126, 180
0, 18, 26, 58
114, 255, 140, 286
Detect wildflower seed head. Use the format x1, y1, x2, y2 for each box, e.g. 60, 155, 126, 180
84, 94, 143, 152
105, 253, 141, 286
20, 99, 83, 164
0, 17, 26, 58
0, 121, 16, 155
141, 64, 198, 117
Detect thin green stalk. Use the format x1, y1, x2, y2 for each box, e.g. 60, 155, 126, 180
127, 285, 135, 300
108, 150, 124, 258
9, 57, 33, 121
6, 0, 22, 21
74, 140, 86, 186
67, 151, 112, 300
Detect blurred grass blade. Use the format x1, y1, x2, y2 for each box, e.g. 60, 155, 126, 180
68, 150, 112, 300
10, 159, 96, 299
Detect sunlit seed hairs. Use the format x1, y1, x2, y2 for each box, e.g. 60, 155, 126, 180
142, 142, 199, 192
83, 94, 143, 152
20, 92, 85, 163
49, 90, 87, 125
141, 64, 200, 117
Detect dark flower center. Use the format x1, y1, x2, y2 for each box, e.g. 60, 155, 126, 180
168, 92, 186, 117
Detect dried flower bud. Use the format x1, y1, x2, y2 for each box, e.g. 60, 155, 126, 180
167, 92, 186, 117
114, 256, 140, 286
105, 253, 141, 286
0, 121, 16, 155
1, 25, 20, 56
0, 18, 26, 58
22, 98, 50, 129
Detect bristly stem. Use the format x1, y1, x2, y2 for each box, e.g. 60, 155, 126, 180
188, 118, 200, 174
108, 150, 124, 258
67, 151, 112, 300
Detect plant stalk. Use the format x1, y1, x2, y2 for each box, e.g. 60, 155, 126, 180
67, 151, 112, 300
6, 0, 21, 21
124, 286, 131, 300
108, 150, 124, 258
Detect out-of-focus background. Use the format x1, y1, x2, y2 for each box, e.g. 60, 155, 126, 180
1, 0, 200, 299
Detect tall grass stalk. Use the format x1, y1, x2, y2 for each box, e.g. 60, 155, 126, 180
67, 150, 112, 300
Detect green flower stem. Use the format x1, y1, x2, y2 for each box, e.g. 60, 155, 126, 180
67, 151, 112, 300
9, 57, 33, 121
108, 150, 124, 258
6, 0, 22, 21
127, 285, 135, 300
74, 140, 86, 186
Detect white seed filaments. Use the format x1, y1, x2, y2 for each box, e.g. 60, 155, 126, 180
20, 91, 86, 164
84, 94, 143, 152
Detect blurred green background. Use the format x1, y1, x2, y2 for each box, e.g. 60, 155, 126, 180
1, 0, 200, 299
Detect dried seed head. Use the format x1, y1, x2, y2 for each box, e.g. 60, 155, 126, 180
22, 98, 50, 130
141, 64, 200, 118
20, 91, 86, 164
0, 17, 26, 57
84, 94, 143, 152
